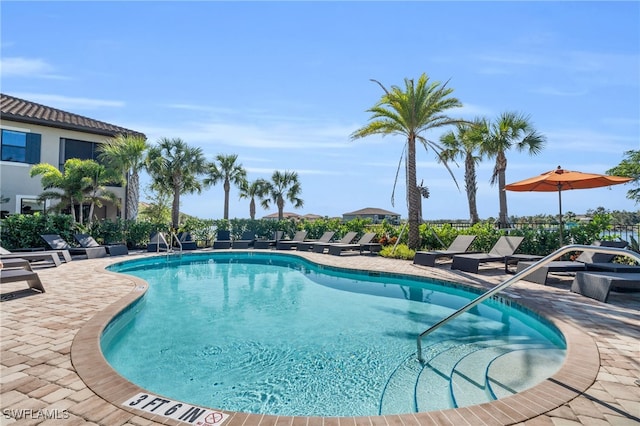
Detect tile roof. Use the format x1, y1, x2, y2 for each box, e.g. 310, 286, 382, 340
343, 207, 400, 216
0, 93, 146, 139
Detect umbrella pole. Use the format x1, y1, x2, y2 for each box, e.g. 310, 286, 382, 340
558, 184, 563, 247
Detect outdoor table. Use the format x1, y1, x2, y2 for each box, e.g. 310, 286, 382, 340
505, 254, 543, 274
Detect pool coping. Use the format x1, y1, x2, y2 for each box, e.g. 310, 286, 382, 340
70, 251, 601, 426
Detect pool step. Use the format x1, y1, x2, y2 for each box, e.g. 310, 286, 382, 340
449, 341, 548, 408
486, 347, 566, 399
415, 337, 505, 412
379, 336, 490, 414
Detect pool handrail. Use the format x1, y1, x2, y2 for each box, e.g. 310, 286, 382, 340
416, 244, 640, 363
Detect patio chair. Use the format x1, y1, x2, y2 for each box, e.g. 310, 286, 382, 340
0, 246, 69, 267
327, 233, 381, 256
276, 231, 308, 250
571, 271, 640, 303
254, 231, 284, 249
1, 269, 46, 293
310, 232, 357, 253
296, 231, 336, 251
413, 235, 478, 267
177, 232, 198, 250
451, 236, 525, 273
74, 234, 129, 256
232, 231, 256, 249
41, 234, 107, 259
213, 230, 232, 249
516, 240, 629, 285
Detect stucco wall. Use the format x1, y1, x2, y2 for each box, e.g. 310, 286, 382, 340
0, 119, 125, 219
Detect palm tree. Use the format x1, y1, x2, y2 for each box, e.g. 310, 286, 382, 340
440, 118, 488, 224
146, 137, 207, 229
351, 73, 463, 249
75, 160, 121, 223
98, 134, 148, 221
482, 112, 546, 227
29, 158, 118, 224
30, 160, 85, 222
203, 154, 247, 220
239, 178, 269, 220
261, 170, 303, 220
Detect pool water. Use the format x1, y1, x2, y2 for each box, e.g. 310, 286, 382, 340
103, 252, 565, 417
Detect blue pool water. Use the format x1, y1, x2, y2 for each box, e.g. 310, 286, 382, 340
103, 252, 565, 417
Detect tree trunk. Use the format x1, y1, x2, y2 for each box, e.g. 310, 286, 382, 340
249, 198, 256, 220
223, 179, 230, 220
277, 195, 284, 221
406, 136, 420, 250
127, 171, 140, 221
496, 152, 509, 227
465, 152, 480, 224
172, 188, 181, 230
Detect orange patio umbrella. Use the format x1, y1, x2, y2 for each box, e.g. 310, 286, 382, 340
505, 166, 632, 246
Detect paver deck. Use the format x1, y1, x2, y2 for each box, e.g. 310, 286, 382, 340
1, 250, 638, 425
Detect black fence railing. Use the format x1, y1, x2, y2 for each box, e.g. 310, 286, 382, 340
423, 222, 639, 242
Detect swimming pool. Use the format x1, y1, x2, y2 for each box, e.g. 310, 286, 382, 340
103, 252, 565, 417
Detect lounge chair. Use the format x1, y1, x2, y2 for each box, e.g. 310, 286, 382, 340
1, 258, 32, 271
571, 271, 640, 303
147, 232, 169, 252
1, 262, 45, 293
177, 232, 198, 250
311, 232, 358, 253
212, 230, 232, 249
276, 231, 309, 250
413, 235, 478, 267
41, 234, 107, 259
254, 231, 284, 249
74, 234, 129, 256
232, 231, 256, 249
451, 236, 525, 273
516, 240, 629, 285
0, 246, 69, 267
296, 231, 336, 251
327, 233, 381, 256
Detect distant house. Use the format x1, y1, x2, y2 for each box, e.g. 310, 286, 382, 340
0, 93, 146, 220
263, 212, 300, 220
342, 207, 401, 225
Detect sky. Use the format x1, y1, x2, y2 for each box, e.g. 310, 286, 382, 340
1, 1, 639, 221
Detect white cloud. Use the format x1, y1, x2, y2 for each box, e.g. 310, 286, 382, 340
0, 57, 68, 80
9, 93, 124, 110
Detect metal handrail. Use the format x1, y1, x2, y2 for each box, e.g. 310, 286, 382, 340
416, 244, 640, 363
168, 232, 182, 258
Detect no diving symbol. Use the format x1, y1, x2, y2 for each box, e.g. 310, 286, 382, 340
198, 411, 225, 425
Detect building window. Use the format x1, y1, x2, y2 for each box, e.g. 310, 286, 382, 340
1, 129, 41, 164
59, 138, 101, 169
19, 197, 45, 215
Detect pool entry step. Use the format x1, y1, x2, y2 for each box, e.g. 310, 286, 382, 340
379, 335, 562, 414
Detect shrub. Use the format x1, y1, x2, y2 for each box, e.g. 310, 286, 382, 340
379, 244, 415, 260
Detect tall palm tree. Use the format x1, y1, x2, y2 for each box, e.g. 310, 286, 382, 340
261, 170, 303, 220
440, 118, 488, 224
351, 73, 463, 249
203, 154, 247, 220
146, 137, 207, 229
239, 178, 269, 220
482, 112, 546, 227
98, 134, 148, 221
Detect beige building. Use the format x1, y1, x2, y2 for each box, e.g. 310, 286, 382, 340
342, 207, 401, 224
0, 93, 146, 220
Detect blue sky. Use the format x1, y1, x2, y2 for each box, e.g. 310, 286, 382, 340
2, 1, 639, 221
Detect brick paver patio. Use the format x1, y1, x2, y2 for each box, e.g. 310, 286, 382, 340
1, 250, 638, 425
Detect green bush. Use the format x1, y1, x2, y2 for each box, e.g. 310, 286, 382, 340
379, 244, 415, 260
0, 213, 75, 249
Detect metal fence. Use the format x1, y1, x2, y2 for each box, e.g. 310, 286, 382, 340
423, 222, 639, 242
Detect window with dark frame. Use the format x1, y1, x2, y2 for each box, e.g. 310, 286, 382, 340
1, 129, 41, 164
